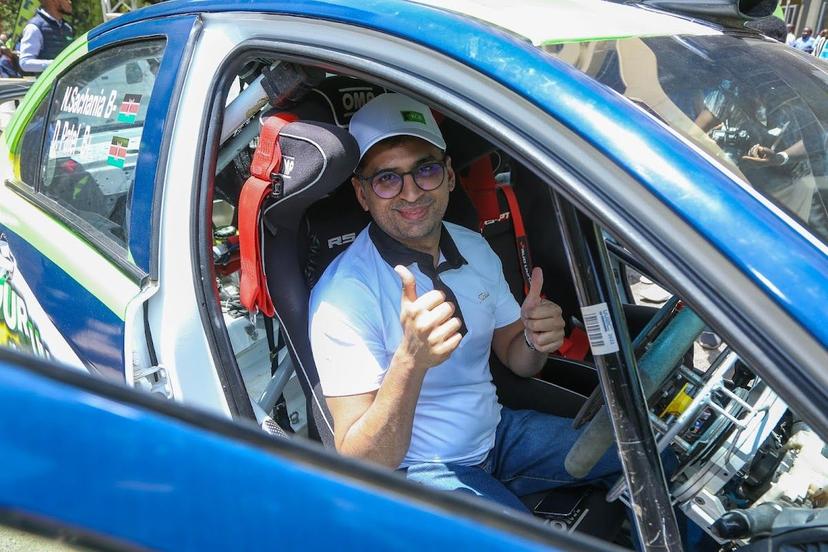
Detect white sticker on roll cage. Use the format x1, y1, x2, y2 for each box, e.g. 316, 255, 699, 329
580, 302, 619, 355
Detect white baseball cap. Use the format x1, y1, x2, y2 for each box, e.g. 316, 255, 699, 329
349, 93, 446, 161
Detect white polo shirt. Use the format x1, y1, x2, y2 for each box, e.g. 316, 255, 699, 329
309, 221, 521, 467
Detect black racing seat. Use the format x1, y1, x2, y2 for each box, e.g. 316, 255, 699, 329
249, 119, 359, 446
280, 76, 635, 438
272, 79, 627, 540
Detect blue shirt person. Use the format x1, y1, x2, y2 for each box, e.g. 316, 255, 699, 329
19, 0, 74, 75
793, 26, 816, 53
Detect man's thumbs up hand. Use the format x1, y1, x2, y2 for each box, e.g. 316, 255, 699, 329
394, 265, 463, 371
396, 264, 418, 305
524, 266, 544, 308
520, 267, 565, 353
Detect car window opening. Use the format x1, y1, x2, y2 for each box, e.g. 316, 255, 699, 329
207, 56, 827, 546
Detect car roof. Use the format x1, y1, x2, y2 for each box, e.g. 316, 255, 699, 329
92, 0, 718, 44
414, 0, 718, 44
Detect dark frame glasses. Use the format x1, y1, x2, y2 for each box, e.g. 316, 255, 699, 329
356, 157, 447, 199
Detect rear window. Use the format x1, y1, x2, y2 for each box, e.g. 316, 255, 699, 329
41, 40, 166, 250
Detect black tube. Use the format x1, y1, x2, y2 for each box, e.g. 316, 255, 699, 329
552, 192, 682, 552
637, 0, 776, 21
712, 503, 783, 539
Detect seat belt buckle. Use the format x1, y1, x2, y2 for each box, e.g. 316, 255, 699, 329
558, 326, 590, 361
270, 173, 284, 200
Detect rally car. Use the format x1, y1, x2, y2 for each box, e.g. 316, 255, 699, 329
1, 0, 827, 550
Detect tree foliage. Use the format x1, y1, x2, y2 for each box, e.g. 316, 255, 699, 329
1, 2, 19, 37
70, 0, 105, 35
0, 0, 159, 40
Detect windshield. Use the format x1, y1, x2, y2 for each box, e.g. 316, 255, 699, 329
543, 34, 828, 246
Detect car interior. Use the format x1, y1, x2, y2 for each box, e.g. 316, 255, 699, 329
209, 58, 641, 539
205, 56, 827, 547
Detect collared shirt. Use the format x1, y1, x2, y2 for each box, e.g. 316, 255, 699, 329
19, 9, 70, 73
309, 221, 520, 467
793, 35, 815, 53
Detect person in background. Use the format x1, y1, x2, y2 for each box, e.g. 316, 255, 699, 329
814, 29, 828, 57
786, 23, 796, 45
793, 26, 815, 53
19, 0, 74, 75
0, 46, 22, 78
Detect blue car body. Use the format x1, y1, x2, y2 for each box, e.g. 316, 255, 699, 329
0, 348, 578, 551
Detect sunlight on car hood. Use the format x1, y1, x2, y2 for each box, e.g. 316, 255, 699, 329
413, 0, 720, 46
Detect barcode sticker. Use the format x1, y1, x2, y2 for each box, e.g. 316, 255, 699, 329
580, 303, 619, 355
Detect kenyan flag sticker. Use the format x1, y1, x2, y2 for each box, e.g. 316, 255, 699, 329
107, 136, 129, 168
117, 93, 142, 123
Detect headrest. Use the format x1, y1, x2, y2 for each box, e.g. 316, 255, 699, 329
292, 75, 491, 170
440, 117, 497, 171
293, 76, 388, 128
261, 120, 359, 232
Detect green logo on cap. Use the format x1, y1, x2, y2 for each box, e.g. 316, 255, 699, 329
401, 110, 427, 124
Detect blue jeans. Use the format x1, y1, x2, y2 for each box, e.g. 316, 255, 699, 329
402, 407, 622, 513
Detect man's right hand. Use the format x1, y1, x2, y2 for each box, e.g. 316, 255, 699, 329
395, 265, 462, 370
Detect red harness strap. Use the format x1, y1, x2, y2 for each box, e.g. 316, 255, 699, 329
239, 113, 298, 317
498, 183, 533, 297
460, 156, 501, 228
497, 182, 589, 361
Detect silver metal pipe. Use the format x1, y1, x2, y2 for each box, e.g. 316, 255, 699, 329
606, 350, 739, 502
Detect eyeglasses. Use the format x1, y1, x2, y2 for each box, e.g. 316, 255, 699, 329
356, 158, 447, 199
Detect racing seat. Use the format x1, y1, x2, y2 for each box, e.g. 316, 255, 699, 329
292, 87, 623, 538
239, 114, 360, 446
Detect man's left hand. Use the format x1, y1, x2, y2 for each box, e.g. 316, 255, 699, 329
521, 267, 566, 353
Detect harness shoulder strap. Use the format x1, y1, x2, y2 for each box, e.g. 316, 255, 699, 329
498, 183, 533, 297
497, 182, 589, 361
239, 113, 298, 317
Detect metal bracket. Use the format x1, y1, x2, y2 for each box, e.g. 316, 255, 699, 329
133, 364, 173, 399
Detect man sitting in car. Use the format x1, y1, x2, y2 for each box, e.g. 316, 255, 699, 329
308, 93, 618, 511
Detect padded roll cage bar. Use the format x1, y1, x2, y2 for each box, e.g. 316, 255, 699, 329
552, 191, 683, 552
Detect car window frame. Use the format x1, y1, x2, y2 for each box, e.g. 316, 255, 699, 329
6, 37, 171, 283
5, 14, 200, 285
196, 38, 692, 541
39, 40, 166, 255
